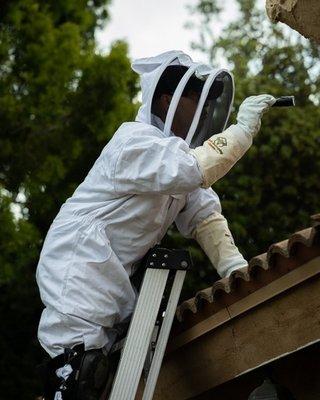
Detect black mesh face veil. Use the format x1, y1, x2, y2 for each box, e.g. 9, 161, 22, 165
189, 71, 234, 148
152, 65, 211, 137
151, 64, 234, 145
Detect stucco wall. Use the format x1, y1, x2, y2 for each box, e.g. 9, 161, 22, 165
266, 0, 320, 44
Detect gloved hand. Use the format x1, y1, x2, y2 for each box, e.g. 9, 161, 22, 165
190, 93, 276, 188
236, 94, 276, 138
217, 257, 248, 278
193, 212, 249, 279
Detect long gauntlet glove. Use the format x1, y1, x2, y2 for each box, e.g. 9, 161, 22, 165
190, 94, 276, 188
193, 212, 248, 278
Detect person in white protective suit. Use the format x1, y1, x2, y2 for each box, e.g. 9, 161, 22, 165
36, 50, 275, 399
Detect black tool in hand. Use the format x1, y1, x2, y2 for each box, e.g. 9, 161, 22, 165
272, 96, 295, 107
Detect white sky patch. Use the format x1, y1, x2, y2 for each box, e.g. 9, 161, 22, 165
11, 190, 27, 221
10, 203, 23, 221
95, 0, 242, 65
1, 187, 27, 221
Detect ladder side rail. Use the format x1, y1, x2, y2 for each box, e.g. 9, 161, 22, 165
108, 268, 169, 400
142, 270, 186, 400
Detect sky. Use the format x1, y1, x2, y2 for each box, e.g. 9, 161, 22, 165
95, 0, 239, 64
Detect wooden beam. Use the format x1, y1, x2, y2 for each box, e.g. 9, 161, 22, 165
153, 257, 320, 400
168, 257, 320, 352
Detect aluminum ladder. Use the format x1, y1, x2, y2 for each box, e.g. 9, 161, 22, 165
108, 247, 192, 400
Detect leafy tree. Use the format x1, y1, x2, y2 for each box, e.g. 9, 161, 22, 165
1, 1, 319, 397
0, 1, 138, 398
180, 0, 320, 293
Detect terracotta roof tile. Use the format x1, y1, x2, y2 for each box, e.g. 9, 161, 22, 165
176, 219, 320, 324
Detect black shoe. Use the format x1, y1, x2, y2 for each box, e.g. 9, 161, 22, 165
39, 345, 110, 400
75, 349, 110, 400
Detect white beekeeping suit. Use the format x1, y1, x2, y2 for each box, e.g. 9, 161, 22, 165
36, 50, 275, 358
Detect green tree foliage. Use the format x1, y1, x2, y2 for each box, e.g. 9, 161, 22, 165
181, 0, 320, 290
0, 1, 138, 398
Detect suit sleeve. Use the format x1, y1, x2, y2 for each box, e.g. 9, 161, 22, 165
175, 187, 222, 238
113, 134, 203, 195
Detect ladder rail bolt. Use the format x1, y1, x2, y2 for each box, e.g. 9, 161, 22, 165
180, 261, 188, 269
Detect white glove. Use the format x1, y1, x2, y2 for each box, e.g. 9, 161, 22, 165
236, 94, 276, 138
190, 94, 276, 188
193, 212, 248, 278
218, 257, 248, 278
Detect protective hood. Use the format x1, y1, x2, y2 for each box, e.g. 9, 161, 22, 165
131, 50, 234, 147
